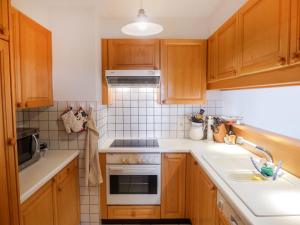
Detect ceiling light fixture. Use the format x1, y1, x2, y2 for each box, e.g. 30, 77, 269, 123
121, 0, 163, 37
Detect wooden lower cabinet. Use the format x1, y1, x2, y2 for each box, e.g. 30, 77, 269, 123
21, 158, 80, 225
21, 180, 56, 225
161, 153, 186, 218
187, 154, 217, 225
56, 159, 80, 225
108, 206, 160, 219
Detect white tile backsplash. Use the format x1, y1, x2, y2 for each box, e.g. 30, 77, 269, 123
106, 87, 223, 139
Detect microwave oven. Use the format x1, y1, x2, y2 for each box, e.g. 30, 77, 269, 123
17, 128, 41, 171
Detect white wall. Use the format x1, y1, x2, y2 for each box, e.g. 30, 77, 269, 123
208, 0, 246, 34
221, 87, 300, 140
12, 0, 50, 28
48, 6, 100, 101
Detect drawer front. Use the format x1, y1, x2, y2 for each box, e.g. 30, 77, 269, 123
108, 206, 160, 219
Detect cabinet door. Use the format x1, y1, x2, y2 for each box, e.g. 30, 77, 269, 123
198, 167, 217, 225
160, 40, 206, 104
237, 0, 290, 75
290, 0, 300, 64
0, 0, 9, 40
216, 14, 238, 79
56, 159, 80, 225
207, 34, 217, 82
99, 153, 108, 218
21, 180, 56, 225
13, 11, 53, 108
0, 39, 20, 225
108, 39, 160, 69
161, 153, 186, 218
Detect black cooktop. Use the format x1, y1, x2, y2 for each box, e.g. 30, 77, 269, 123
110, 139, 159, 148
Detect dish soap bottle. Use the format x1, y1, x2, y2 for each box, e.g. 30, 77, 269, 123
228, 125, 237, 144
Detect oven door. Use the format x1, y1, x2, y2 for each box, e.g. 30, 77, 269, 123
107, 165, 161, 205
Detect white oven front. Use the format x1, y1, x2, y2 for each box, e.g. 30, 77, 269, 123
106, 164, 161, 205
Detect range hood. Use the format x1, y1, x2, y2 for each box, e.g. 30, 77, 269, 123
105, 70, 160, 87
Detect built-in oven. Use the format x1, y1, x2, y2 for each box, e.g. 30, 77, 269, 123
106, 153, 161, 205
17, 128, 40, 171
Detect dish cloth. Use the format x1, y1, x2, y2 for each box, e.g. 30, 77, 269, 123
85, 109, 103, 186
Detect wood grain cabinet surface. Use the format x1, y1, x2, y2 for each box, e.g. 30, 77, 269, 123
160, 40, 207, 104
107, 39, 160, 70
237, 0, 290, 75
108, 206, 161, 219
161, 153, 187, 219
290, 0, 300, 65
56, 159, 80, 225
20, 158, 80, 225
0, 0, 9, 40
207, 34, 217, 82
0, 38, 20, 225
12, 8, 53, 108
21, 180, 56, 225
186, 154, 217, 225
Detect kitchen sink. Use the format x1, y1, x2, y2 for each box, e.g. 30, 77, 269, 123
202, 154, 300, 217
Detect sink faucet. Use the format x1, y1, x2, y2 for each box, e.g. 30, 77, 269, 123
236, 137, 273, 163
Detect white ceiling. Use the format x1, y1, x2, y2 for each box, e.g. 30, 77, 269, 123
44, 0, 222, 19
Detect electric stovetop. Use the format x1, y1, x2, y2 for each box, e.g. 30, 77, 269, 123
110, 139, 159, 148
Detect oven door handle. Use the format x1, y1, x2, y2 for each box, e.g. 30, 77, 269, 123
108, 167, 159, 173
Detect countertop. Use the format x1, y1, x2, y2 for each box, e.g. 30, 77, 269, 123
19, 150, 80, 204
100, 138, 300, 225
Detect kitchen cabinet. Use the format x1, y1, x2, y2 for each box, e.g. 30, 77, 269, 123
99, 153, 108, 219
0, 38, 20, 225
108, 206, 160, 219
186, 154, 217, 225
56, 159, 80, 225
12, 8, 53, 108
160, 40, 207, 104
215, 14, 238, 80
161, 153, 186, 218
207, 34, 217, 82
107, 39, 160, 70
290, 0, 300, 65
21, 158, 80, 225
0, 0, 9, 40
237, 0, 290, 75
21, 180, 56, 225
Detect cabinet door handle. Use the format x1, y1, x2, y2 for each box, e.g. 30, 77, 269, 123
162, 99, 166, 104
16, 102, 23, 108
8, 138, 16, 146
277, 57, 286, 66
58, 186, 62, 192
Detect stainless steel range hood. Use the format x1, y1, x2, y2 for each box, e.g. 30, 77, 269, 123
105, 70, 160, 87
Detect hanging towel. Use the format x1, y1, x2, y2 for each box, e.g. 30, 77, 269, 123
85, 109, 103, 186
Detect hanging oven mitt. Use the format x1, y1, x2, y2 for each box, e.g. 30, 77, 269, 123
61, 109, 82, 133
75, 107, 89, 131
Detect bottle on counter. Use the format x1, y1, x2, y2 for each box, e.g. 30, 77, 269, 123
207, 116, 214, 142
227, 125, 237, 144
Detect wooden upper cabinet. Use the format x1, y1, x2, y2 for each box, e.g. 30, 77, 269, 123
216, 14, 238, 79
56, 159, 80, 225
0, 0, 9, 40
160, 40, 207, 104
12, 9, 53, 108
0, 39, 20, 225
237, 0, 290, 75
21, 180, 56, 225
207, 34, 217, 82
108, 39, 160, 69
290, 0, 300, 65
161, 153, 186, 219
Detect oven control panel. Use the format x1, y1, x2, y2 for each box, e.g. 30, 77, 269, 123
106, 153, 161, 165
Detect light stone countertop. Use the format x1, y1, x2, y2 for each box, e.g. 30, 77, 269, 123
100, 138, 300, 225
19, 150, 80, 204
